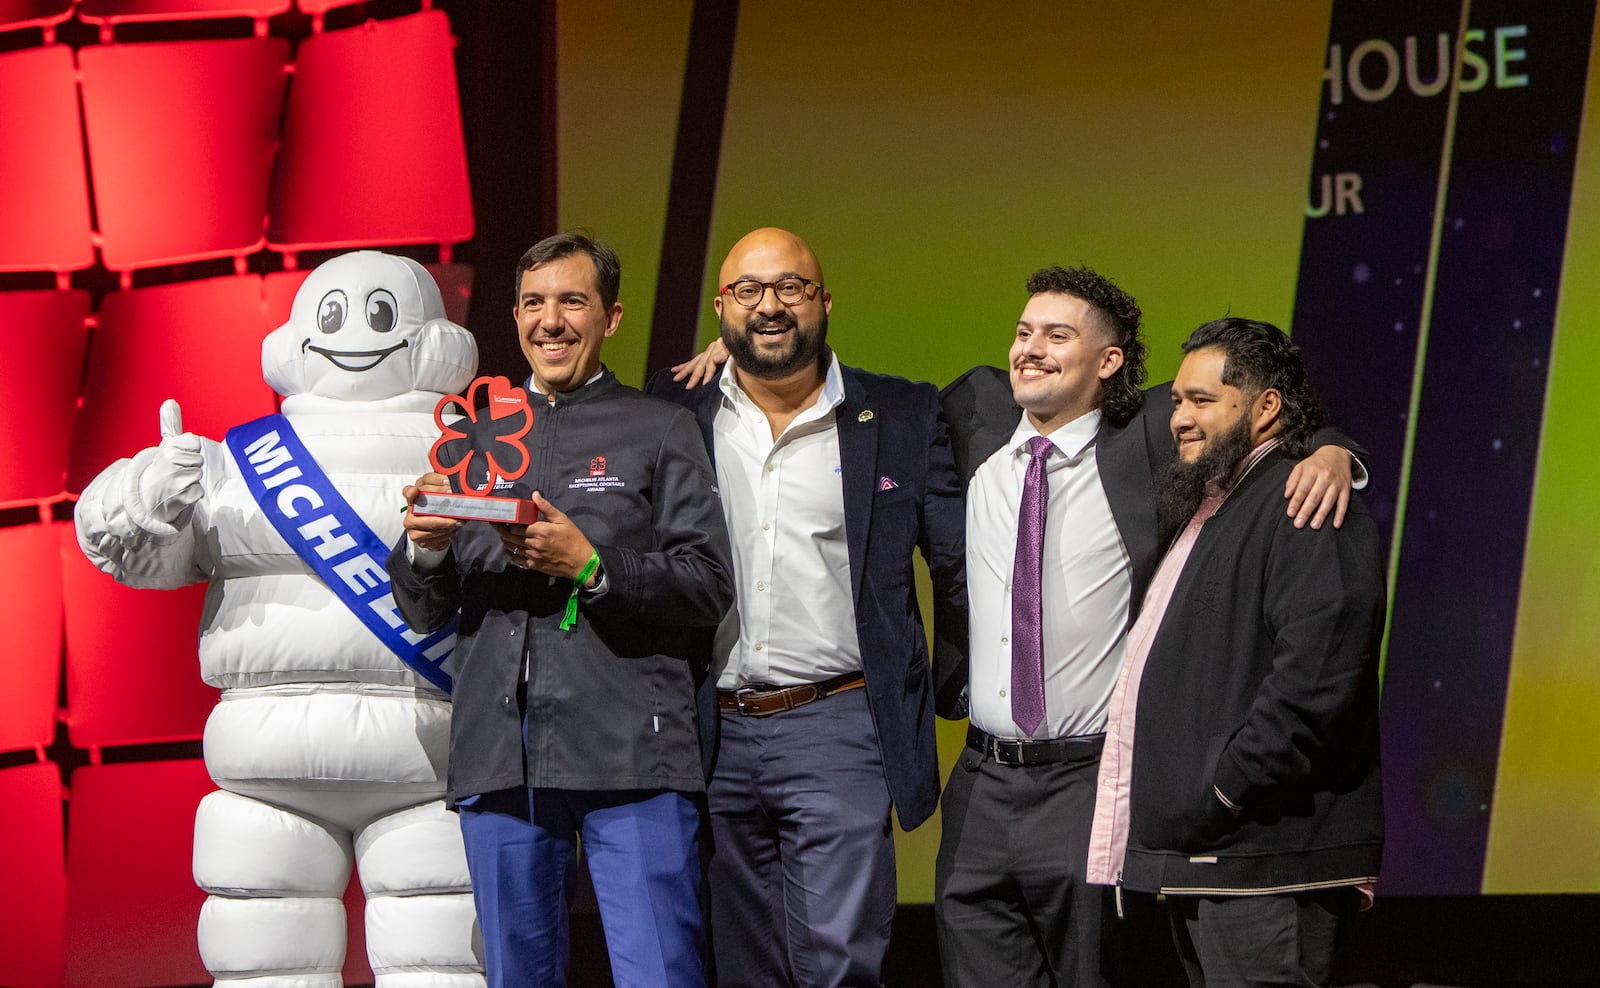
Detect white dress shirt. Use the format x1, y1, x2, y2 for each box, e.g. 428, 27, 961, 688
712, 356, 862, 688
966, 409, 1132, 739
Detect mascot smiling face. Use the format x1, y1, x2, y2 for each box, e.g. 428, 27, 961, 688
263, 250, 476, 401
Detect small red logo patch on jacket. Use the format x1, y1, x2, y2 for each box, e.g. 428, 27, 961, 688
589, 456, 607, 476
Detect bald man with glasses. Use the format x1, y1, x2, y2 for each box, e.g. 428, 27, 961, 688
651, 228, 966, 987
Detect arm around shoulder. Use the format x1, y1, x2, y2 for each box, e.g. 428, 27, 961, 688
922, 384, 969, 719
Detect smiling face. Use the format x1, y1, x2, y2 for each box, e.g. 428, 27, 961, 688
714, 228, 832, 381
514, 254, 623, 394
1170, 345, 1279, 468
288, 251, 445, 400
1008, 291, 1124, 435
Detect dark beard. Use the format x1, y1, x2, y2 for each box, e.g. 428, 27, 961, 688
721, 309, 828, 379
1156, 414, 1254, 545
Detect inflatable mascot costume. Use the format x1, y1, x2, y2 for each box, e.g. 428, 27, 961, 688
76, 251, 485, 987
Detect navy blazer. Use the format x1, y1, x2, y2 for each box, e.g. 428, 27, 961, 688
935, 365, 1366, 720
648, 362, 966, 830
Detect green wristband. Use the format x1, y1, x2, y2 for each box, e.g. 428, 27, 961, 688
560, 552, 602, 631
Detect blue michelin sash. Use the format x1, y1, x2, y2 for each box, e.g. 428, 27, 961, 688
225, 414, 455, 692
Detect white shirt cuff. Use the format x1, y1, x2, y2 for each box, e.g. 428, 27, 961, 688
1348, 450, 1369, 490
406, 539, 448, 572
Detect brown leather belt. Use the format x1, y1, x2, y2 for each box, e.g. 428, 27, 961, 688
717, 671, 866, 717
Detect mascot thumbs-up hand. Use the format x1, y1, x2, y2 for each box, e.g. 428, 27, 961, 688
76, 396, 214, 587
124, 399, 206, 530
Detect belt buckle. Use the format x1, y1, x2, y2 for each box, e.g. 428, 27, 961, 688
988, 735, 1021, 766
734, 686, 762, 716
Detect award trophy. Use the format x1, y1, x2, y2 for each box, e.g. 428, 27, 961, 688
411, 375, 540, 524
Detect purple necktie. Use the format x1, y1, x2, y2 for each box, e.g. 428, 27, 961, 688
1012, 435, 1052, 736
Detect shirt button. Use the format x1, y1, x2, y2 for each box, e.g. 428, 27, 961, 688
999, 689, 1007, 698
765, 463, 775, 472
501, 695, 512, 708
756, 582, 766, 591
754, 642, 764, 651
1000, 636, 1009, 644
762, 522, 771, 531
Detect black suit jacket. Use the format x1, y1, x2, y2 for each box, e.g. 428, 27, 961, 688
935, 365, 1168, 718
648, 362, 966, 830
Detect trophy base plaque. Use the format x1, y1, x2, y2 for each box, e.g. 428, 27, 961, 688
412, 492, 540, 525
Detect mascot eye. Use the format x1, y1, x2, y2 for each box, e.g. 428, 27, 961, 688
366, 289, 399, 333
317, 290, 348, 334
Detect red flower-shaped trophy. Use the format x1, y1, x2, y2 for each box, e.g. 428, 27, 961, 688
411, 375, 540, 523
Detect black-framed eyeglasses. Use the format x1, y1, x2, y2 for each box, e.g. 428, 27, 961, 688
720, 277, 823, 308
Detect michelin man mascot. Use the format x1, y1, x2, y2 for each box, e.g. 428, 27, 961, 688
75, 252, 485, 987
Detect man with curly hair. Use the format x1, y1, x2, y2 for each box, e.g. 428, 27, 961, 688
935, 270, 1362, 986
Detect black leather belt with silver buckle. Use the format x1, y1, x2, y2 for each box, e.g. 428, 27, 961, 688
717, 671, 866, 717
966, 725, 1106, 766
